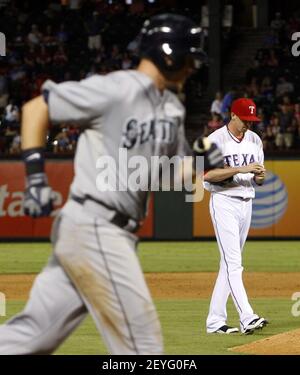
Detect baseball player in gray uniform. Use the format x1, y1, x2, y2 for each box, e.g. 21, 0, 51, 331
0, 14, 223, 354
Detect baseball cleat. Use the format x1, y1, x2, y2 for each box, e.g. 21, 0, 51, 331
241, 317, 269, 335
213, 325, 239, 334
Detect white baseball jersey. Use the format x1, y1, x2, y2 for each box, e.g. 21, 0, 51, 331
204, 125, 264, 198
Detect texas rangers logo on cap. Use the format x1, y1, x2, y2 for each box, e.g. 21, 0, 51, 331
231, 98, 261, 122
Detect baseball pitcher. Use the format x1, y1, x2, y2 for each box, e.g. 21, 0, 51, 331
204, 98, 269, 335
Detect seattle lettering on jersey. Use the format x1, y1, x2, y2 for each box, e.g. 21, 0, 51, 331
224, 153, 255, 167
121, 117, 178, 149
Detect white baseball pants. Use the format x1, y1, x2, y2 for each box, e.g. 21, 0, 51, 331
206, 193, 259, 332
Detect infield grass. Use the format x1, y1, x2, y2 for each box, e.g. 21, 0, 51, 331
0, 241, 299, 274
0, 241, 299, 354
1, 298, 297, 355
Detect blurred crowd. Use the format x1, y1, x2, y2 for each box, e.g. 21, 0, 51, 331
0, 0, 205, 156
205, 12, 300, 152
1, 2, 299, 156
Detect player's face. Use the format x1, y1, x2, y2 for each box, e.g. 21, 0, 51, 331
234, 116, 252, 133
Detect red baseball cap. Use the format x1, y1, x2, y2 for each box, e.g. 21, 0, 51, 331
231, 98, 261, 122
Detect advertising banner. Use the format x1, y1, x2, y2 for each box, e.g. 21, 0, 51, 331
0, 161, 153, 239
194, 160, 300, 238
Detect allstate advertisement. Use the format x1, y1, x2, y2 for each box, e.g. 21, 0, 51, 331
0, 161, 153, 239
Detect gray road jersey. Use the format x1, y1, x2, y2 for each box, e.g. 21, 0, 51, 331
42, 70, 190, 220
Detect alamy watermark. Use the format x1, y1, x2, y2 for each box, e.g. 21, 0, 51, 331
291, 32, 300, 57
0, 292, 6, 317
291, 292, 300, 317
0, 32, 6, 57
95, 148, 205, 202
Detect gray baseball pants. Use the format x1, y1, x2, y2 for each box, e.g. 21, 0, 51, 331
0, 200, 163, 354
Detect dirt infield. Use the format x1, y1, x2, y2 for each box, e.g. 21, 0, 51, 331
147, 272, 300, 299
0, 272, 299, 300
230, 329, 300, 355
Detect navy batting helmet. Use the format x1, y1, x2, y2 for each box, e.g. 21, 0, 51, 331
137, 13, 206, 73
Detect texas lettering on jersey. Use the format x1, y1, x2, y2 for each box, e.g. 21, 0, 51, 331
204, 125, 264, 199
224, 153, 255, 167
121, 117, 178, 149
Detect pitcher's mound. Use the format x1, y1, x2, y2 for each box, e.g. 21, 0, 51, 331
230, 329, 300, 355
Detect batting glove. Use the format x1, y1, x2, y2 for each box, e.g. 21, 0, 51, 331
24, 173, 55, 217
193, 137, 224, 172
22, 147, 55, 218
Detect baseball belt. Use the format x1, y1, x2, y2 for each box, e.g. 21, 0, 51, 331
70, 194, 140, 233
229, 196, 251, 202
